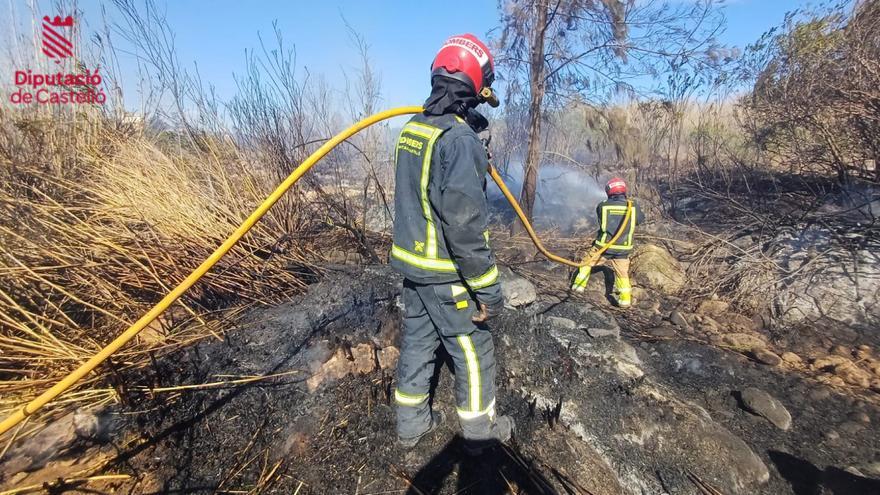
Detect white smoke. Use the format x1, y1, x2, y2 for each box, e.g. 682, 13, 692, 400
488, 162, 606, 234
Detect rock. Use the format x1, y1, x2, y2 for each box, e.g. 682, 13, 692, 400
500, 267, 537, 307
871, 379, 880, 393
9, 472, 28, 485
306, 343, 377, 391
376, 346, 399, 370
697, 300, 729, 317
818, 375, 846, 387
739, 388, 792, 431
855, 345, 872, 360
809, 387, 832, 401
669, 310, 689, 328
629, 244, 686, 294
824, 430, 840, 441
726, 313, 758, 333
723, 333, 767, 352
854, 462, 880, 478
73, 409, 106, 441
648, 326, 676, 338
812, 355, 852, 371
848, 411, 871, 424
781, 352, 803, 365
699, 316, 722, 333
839, 421, 865, 434
571, 306, 620, 339
548, 316, 577, 330
830, 345, 852, 358
587, 326, 620, 339
868, 361, 880, 377
351, 343, 377, 374
834, 362, 872, 388
751, 349, 782, 367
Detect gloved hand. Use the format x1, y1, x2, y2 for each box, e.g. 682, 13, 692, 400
472, 299, 505, 323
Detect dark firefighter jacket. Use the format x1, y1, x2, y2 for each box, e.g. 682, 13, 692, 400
390, 112, 502, 307
593, 194, 646, 259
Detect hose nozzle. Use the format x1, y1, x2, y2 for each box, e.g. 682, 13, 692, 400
480, 87, 499, 108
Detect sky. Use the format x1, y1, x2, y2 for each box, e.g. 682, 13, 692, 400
2, 0, 813, 111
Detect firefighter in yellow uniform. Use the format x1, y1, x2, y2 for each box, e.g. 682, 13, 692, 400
572, 177, 645, 307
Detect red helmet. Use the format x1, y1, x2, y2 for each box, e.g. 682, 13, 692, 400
432, 34, 495, 93
605, 177, 627, 196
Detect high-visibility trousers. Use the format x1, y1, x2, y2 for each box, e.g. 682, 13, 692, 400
395, 279, 498, 441
571, 249, 633, 307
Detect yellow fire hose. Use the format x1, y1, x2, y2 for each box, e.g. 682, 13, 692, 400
0, 106, 632, 437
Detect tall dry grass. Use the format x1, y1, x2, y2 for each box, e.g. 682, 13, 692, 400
0, 105, 335, 433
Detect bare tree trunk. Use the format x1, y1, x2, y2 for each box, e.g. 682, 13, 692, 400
514, 1, 548, 232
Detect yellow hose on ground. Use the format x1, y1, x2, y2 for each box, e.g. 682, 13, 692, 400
0, 105, 633, 437
0, 106, 421, 437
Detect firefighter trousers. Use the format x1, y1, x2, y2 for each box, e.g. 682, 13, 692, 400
572, 250, 632, 306
395, 279, 498, 441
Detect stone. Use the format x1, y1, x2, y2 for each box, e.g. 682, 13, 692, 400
648, 326, 677, 338
848, 411, 870, 424
781, 352, 803, 365
830, 345, 852, 358
740, 388, 792, 431
697, 300, 729, 317
500, 267, 537, 307
351, 343, 377, 374
868, 362, 880, 377
839, 421, 865, 434
629, 244, 686, 294
566, 305, 620, 340
306, 343, 377, 391
808, 387, 832, 401
9, 472, 28, 485
855, 345, 873, 360
700, 316, 722, 334
376, 346, 399, 370
73, 409, 105, 440
811, 355, 852, 371
871, 379, 880, 393
824, 430, 840, 441
548, 316, 577, 330
834, 362, 872, 388
818, 375, 846, 387
751, 349, 782, 367
587, 326, 620, 339
669, 310, 689, 328
723, 333, 767, 352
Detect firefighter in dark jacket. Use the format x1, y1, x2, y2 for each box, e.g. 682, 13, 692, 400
571, 178, 645, 307
391, 34, 513, 452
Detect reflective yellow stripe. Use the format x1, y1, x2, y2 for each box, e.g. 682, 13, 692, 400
457, 335, 481, 412
599, 205, 634, 248
421, 129, 441, 258
395, 389, 428, 406
451, 284, 468, 297
402, 123, 434, 140
456, 300, 469, 310
391, 245, 457, 272
466, 265, 499, 290
457, 399, 496, 420
406, 121, 440, 136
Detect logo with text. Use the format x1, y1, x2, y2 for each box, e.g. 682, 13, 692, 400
9, 14, 106, 106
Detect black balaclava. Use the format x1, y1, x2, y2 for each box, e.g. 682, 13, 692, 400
423, 75, 488, 133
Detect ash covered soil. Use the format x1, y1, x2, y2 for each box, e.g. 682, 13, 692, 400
5, 262, 880, 494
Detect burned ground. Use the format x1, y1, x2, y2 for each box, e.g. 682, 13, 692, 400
3, 261, 880, 494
